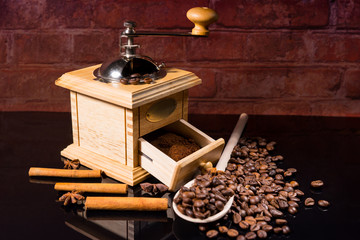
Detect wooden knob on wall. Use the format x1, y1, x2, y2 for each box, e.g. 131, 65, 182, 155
187, 7, 218, 36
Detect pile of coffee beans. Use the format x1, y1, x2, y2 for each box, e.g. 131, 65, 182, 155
177, 136, 330, 239
174, 169, 235, 219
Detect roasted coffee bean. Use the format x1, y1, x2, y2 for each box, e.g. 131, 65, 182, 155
215, 200, 225, 211
290, 180, 299, 188
236, 235, 246, 240
143, 77, 153, 84
262, 224, 273, 232
284, 171, 292, 177
305, 197, 315, 206
182, 191, 195, 199
218, 226, 228, 234
257, 230, 267, 239
206, 229, 218, 238
245, 216, 257, 225
130, 73, 141, 78
289, 196, 300, 202
295, 189, 305, 196
239, 220, 250, 230
185, 208, 194, 217
257, 221, 267, 227
227, 229, 239, 238
245, 231, 257, 240
311, 180, 324, 188
265, 194, 274, 202
288, 206, 298, 214
233, 212, 242, 224
288, 200, 299, 208
318, 199, 330, 208
273, 227, 282, 234
250, 224, 260, 232
282, 225, 291, 234
275, 218, 287, 225
129, 78, 140, 85
270, 209, 283, 218
176, 204, 185, 214
120, 78, 128, 84
249, 196, 260, 205
198, 224, 207, 231
278, 199, 289, 209
288, 191, 297, 198
193, 199, 204, 208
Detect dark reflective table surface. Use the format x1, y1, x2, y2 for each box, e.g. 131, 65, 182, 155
1, 112, 359, 240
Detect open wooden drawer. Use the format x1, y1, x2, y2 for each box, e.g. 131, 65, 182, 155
138, 119, 225, 191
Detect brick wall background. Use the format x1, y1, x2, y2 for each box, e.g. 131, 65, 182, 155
1, 0, 360, 116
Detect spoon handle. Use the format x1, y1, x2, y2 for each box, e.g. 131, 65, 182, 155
216, 113, 248, 171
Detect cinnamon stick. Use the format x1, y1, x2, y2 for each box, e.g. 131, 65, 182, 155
28, 167, 102, 178
85, 197, 168, 211
54, 183, 127, 194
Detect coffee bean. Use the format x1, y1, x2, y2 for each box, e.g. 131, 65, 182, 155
289, 180, 299, 188
120, 78, 128, 84
295, 189, 305, 197
239, 221, 249, 230
193, 199, 204, 208
236, 235, 246, 240
273, 227, 282, 234
185, 208, 194, 217
198, 224, 207, 231
129, 78, 140, 85
250, 224, 260, 232
182, 191, 195, 199
282, 225, 291, 234
249, 196, 260, 205
143, 77, 153, 84
215, 200, 225, 211
288, 206, 298, 214
245, 216, 257, 225
305, 197, 315, 206
245, 231, 257, 239
176, 204, 185, 214
227, 229, 239, 238
206, 229, 218, 238
311, 180, 324, 188
318, 199, 330, 208
275, 218, 287, 225
257, 230, 267, 239
218, 226, 228, 234
233, 212, 242, 224
262, 224, 273, 232
278, 199, 289, 209
270, 209, 283, 218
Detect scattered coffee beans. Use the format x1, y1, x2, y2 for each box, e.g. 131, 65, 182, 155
245, 231, 257, 239
318, 200, 330, 208
176, 137, 330, 239
227, 229, 239, 238
282, 225, 291, 234
311, 180, 324, 188
257, 229, 267, 239
236, 235, 246, 240
206, 229, 218, 238
305, 197, 315, 206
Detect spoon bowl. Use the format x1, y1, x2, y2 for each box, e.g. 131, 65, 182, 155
172, 113, 248, 223
172, 179, 234, 223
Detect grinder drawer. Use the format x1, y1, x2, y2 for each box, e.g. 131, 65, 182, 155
138, 119, 224, 191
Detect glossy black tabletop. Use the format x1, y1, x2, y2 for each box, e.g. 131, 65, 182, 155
1, 112, 359, 240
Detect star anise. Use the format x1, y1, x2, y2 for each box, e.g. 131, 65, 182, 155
59, 191, 85, 206
63, 159, 80, 169
140, 182, 168, 194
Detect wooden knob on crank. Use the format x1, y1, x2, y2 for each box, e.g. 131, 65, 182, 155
187, 7, 218, 36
